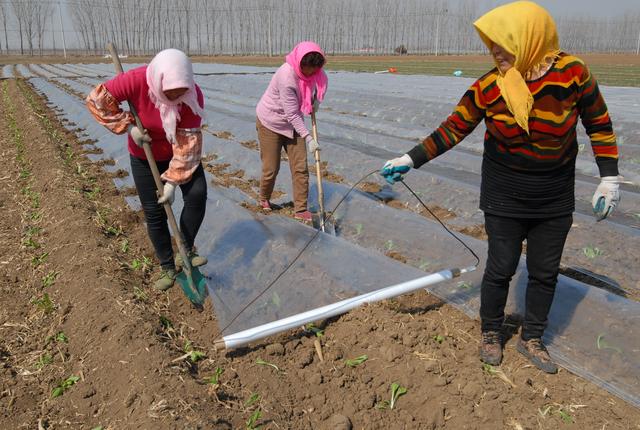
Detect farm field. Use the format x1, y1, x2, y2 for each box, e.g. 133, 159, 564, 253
2, 53, 640, 86
0, 58, 639, 429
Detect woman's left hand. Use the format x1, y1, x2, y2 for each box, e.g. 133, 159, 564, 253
306, 135, 319, 153
592, 176, 622, 221
158, 183, 176, 205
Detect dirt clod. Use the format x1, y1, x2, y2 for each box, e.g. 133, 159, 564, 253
322, 414, 352, 430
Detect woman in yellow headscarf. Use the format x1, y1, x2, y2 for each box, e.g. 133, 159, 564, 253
381, 1, 622, 373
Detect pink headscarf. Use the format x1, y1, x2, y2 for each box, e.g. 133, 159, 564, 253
146, 49, 205, 144
285, 41, 328, 115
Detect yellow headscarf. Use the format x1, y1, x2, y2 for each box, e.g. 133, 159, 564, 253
473, 1, 560, 134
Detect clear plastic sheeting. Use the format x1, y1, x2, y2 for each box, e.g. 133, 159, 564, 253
1, 65, 13, 79
26, 68, 640, 408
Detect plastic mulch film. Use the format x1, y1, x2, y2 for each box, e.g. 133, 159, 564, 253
28, 69, 640, 408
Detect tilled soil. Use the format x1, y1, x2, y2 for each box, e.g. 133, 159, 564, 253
1, 78, 639, 430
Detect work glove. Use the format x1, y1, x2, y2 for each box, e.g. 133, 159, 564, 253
157, 182, 176, 205
592, 176, 622, 221
312, 99, 320, 113
306, 134, 319, 154
128, 124, 152, 148
380, 154, 414, 185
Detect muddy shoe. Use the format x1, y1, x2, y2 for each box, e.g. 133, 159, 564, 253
154, 268, 177, 291
189, 252, 208, 267
294, 210, 313, 223
517, 338, 558, 374
480, 330, 503, 366
175, 251, 208, 268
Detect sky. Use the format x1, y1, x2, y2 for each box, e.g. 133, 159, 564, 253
3, 0, 640, 51
486, 0, 640, 18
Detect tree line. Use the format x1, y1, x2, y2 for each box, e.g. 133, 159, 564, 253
0, 0, 639, 56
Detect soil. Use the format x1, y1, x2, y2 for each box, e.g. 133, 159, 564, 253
1, 76, 639, 430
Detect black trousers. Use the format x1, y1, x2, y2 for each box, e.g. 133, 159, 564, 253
130, 155, 207, 269
480, 213, 572, 340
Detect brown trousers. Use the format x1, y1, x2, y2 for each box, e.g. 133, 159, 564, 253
256, 119, 309, 212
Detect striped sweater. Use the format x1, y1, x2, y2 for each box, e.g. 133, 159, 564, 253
408, 53, 619, 217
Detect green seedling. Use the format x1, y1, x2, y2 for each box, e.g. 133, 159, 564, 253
389, 382, 407, 409
206, 367, 224, 386
183, 340, 206, 363
245, 392, 260, 407
23, 237, 40, 249
345, 354, 368, 368
355, 223, 363, 236
120, 238, 130, 253
483, 363, 497, 374
32, 293, 54, 314
32, 252, 49, 266
30, 211, 42, 222
377, 382, 407, 410
51, 375, 80, 398
385, 240, 395, 251
246, 409, 262, 430
95, 209, 123, 237
256, 358, 282, 372
457, 281, 473, 290
91, 427, 104, 430
133, 286, 148, 302
25, 226, 41, 237
25, 190, 40, 209
64, 147, 74, 164
419, 259, 431, 271
76, 162, 87, 178
271, 291, 281, 308
305, 323, 324, 337
84, 186, 101, 200
159, 315, 173, 329
583, 246, 602, 259
35, 353, 53, 369
596, 334, 622, 353
189, 351, 206, 362
557, 408, 573, 424
433, 334, 445, 344
482, 363, 517, 388
42, 271, 59, 288
47, 331, 69, 343
18, 168, 31, 180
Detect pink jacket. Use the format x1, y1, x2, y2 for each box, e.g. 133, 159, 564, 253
256, 63, 315, 139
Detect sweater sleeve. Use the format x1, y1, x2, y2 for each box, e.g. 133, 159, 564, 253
408, 80, 486, 168
277, 75, 310, 139
85, 83, 134, 135
576, 63, 619, 177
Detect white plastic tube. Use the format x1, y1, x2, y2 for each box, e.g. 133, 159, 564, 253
215, 267, 472, 349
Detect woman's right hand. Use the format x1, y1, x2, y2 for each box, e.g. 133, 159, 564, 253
380, 154, 414, 185
128, 124, 152, 148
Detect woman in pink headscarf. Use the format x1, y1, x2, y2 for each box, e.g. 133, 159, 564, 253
256, 41, 328, 223
86, 49, 207, 291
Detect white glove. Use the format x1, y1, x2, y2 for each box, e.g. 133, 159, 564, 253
305, 135, 319, 154
380, 154, 414, 185
128, 124, 152, 148
157, 182, 176, 205
592, 176, 622, 221
312, 99, 320, 113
